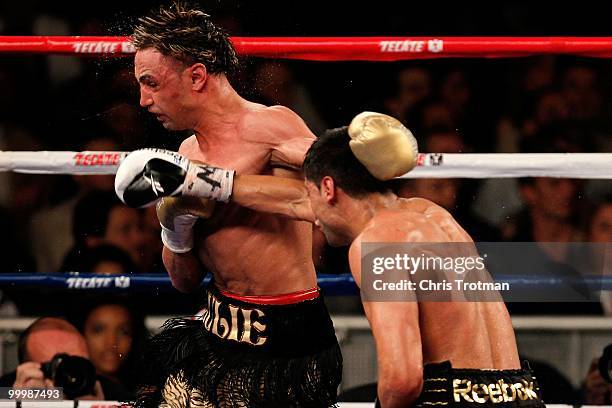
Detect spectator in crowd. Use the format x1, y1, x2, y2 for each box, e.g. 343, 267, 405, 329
383, 67, 432, 124
60, 244, 136, 274
30, 136, 119, 273
561, 64, 602, 122
502, 126, 590, 245
61, 191, 148, 272
583, 356, 612, 405
588, 196, 612, 243
397, 128, 501, 241
415, 100, 456, 133
439, 70, 471, 124
252, 61, 328, 135
0, 317, 133, 400
69, 298, 148, 395
586, 196, 612, 314
504, 177, 584, 244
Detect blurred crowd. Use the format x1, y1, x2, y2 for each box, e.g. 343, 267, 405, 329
0, 3, 611, 316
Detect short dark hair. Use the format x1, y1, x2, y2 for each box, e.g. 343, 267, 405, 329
303, 127, 391, 196
60, 244, 136, 273
132, 1, 239, 75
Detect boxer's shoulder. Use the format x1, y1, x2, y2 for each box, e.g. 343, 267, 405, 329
178, 135, 198, 156
398, 198, 472, 242
240, 104, 315, 143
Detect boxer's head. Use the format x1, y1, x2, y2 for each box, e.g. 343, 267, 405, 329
303, 127, 390, 246
132, 2, 238, 130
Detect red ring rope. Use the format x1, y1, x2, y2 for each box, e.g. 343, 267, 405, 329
3, 36, 612, 60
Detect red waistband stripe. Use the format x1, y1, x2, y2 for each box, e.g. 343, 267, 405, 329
219, 287, 320, 305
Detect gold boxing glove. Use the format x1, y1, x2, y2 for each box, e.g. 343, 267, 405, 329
157, 196, 215, 253
348, 111, 418, 180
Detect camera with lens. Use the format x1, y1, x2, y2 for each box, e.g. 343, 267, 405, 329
40, 353, 97, 399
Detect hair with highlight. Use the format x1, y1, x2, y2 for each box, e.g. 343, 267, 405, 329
132, 1, 239, 74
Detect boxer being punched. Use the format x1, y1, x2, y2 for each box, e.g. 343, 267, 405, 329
119, 112, 545, 408
123, 2, 341, 407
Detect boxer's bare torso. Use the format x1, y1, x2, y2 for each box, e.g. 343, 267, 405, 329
179, 103, 316, 295
349, 197, 520, 370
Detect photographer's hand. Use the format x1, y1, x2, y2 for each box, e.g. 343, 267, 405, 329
13, 362, 54, 388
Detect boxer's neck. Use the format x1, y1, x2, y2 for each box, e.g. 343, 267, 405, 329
342, 192, 400, 239
192, 75, 250, 138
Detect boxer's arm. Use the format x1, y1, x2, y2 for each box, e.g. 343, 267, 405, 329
368, 302, 423, 408
162, 242, 206, 293
264, 106, 316, 169
349, 236, 424, 408
232, 174, 315, 222
159, 141, 208, 293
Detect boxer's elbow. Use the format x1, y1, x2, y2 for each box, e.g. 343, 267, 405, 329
377, 372, 422, 408
169, 274, 198, 293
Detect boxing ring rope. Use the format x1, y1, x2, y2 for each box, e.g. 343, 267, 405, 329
0, 273, 356, 295
1, 151, 611, 178
5, 36, 612, 60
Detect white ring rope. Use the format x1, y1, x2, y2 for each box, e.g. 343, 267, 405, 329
0, 151, 611, 178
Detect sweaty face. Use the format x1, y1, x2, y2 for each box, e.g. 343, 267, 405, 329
134, 48, 193, 130
84, 305, 133, 377
305, 180, 350, 247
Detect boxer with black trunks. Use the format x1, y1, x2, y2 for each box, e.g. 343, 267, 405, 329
117, 112, 546, 408
120, 2, 341, 407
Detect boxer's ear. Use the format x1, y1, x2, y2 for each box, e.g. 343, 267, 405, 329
321, 176, 336, 204
190, 63, 207, 91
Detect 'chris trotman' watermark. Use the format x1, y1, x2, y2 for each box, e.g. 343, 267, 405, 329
371, 277, 509, 293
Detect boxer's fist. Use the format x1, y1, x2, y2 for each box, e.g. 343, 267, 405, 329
115, 148, 235, 208
157, 196, 215, 253
348, 111, 418, 180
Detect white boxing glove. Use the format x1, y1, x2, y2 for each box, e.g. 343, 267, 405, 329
114, 148, 235, 208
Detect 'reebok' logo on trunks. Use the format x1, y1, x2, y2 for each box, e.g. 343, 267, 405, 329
453, 378, 539, 403
199, 292, 268, 346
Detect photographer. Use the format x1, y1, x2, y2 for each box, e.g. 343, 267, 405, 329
0, 317, 132, 401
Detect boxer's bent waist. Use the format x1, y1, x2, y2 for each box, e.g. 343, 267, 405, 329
416, 361, 545, 408
197, 284, 337, 357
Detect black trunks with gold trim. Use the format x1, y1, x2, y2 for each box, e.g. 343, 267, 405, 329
136, 283, 342, 408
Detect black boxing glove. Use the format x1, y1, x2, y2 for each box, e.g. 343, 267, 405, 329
114, 148, 234, 208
